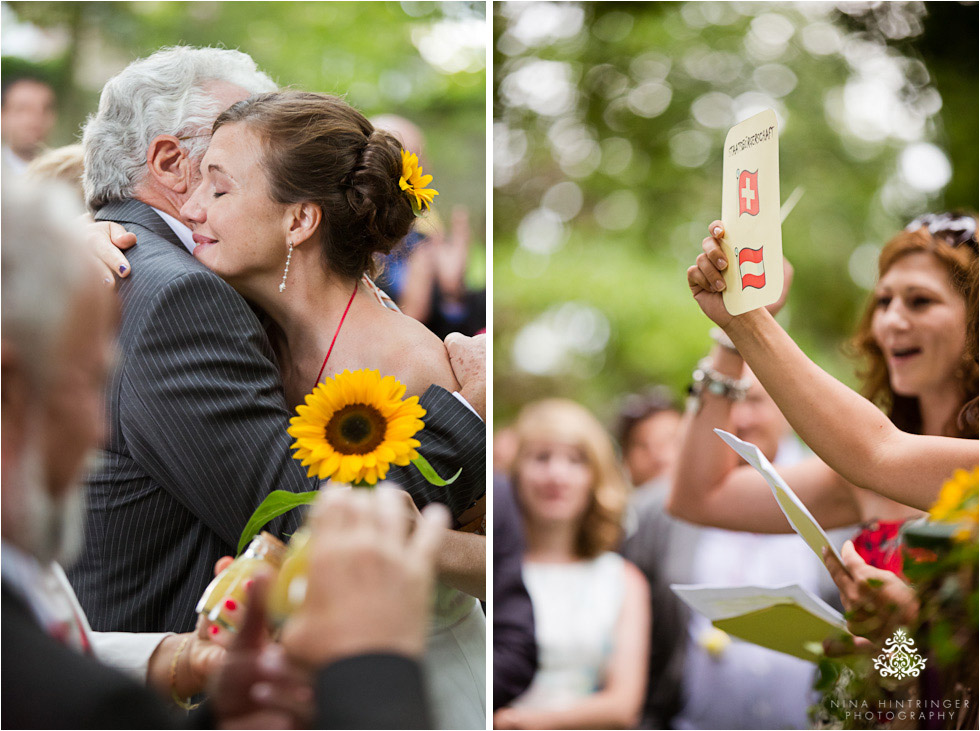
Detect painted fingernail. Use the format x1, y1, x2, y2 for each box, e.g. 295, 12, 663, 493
717, 258, 727, 269
209, 625, 220, 636
244, 579, 253, 591
224, 598, 238, 611
118, 264, 128, 274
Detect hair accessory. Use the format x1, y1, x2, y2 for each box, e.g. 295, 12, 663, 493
398, 150, 438, 214
279, 241, 293, 293
906, 212, 978, 254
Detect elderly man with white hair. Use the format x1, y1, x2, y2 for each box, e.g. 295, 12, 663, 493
66, 46, 302, 638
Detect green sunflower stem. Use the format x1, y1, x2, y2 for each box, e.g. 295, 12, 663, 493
412, 454, 461, 486
237, 490, 318, 555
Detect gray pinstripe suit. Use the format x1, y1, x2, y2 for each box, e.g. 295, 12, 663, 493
68, 199, 486, 634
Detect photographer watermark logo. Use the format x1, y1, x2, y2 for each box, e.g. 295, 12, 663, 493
873, 628, 926, 680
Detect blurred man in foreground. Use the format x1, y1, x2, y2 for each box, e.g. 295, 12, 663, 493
0, 182, 447, 728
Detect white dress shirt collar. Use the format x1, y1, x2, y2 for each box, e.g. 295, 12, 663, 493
1, 540, 60, 627
149, 206, 197, 254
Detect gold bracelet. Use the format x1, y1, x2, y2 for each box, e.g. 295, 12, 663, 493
169, 635, 202, 711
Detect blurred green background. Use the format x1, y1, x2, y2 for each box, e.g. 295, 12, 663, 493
1, 0, 487, 283
493, 1, 978, 427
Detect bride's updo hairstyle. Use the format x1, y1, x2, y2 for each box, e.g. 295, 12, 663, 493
212, 91, 414, 279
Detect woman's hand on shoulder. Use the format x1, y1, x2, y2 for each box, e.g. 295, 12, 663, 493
384, 314, 461, 398
77, 213, 137, 287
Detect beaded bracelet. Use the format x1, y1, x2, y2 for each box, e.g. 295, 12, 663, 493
170, 635, 202, 711
690, 358, 749, 402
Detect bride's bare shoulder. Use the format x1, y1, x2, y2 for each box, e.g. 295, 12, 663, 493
376, 309, 459, 398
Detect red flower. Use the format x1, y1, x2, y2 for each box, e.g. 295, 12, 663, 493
852, 520, 906, 577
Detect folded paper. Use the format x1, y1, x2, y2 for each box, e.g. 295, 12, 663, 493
671, 582, 849, 662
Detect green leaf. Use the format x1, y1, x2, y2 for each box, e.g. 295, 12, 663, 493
238, 490, 318, 555
411, 453, 461, 486
815, 657, 839, 691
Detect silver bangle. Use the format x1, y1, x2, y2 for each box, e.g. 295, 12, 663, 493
690, 358, 749, 402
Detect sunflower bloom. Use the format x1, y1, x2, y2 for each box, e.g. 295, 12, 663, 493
288, 369, 426, 485
399, 150, 439, 211
929, 465, 979, 542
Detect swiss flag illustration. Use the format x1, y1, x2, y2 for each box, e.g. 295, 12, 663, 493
738, 170, 759, 216
737, 246, 766, 290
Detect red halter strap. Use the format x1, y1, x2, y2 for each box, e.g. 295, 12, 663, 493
314, 282, 358, 389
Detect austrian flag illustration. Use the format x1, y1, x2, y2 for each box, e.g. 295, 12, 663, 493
737, 246, 766, 290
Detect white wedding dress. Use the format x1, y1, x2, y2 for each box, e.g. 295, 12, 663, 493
423, 582, 486, 729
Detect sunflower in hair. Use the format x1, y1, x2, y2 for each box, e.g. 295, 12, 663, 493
399, 149, 438, 212
287, 369, 426, 485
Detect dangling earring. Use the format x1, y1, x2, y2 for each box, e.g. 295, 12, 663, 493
279, 241, 293, 292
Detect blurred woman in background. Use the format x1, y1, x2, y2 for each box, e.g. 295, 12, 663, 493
494, 399, 649, 730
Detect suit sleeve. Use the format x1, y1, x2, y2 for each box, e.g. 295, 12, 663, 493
119, 271, 316, 549
388, 385, 486, 522
313, 654, 431, 729
493, 482, 537, 709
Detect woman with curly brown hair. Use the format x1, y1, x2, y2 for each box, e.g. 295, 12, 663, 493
850, 213, 978, 441
672, 213, 977, 647
494, 399, 650, 730
673, 213, 976, 527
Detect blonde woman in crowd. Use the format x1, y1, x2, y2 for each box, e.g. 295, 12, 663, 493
494, 399, 649, 730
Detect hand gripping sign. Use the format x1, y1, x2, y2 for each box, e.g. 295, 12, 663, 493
719, 109, 784, 316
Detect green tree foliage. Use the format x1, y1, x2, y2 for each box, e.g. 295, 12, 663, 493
493, 1, 977, 427
3, 1, 486, 219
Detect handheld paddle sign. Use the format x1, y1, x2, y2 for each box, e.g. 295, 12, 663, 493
720, 109, 783, 316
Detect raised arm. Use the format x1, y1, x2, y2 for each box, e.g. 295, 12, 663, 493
688, 223, 976, 509
668, 343, 863, 532
726, 309, 973, 508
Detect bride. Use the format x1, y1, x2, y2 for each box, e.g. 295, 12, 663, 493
156, 90, 484, 729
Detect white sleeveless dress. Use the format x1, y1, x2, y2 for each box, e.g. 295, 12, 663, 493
511, 552, 626, 709
423, 582, 487, 729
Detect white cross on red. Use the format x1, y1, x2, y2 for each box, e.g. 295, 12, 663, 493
741, 183, 755, 208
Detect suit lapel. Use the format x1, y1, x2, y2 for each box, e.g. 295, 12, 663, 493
95, 199, 185, 251
1, 580, 43, 631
